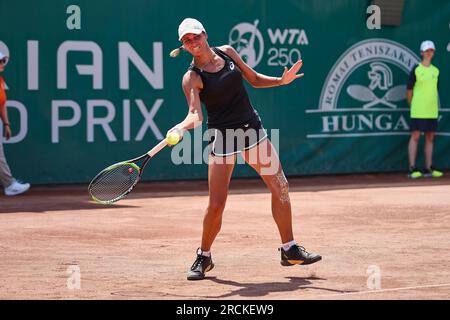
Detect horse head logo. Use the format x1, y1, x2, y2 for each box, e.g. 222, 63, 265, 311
229, 20, 264, 68
347, 63, 406, 109
368, 62, 392, 90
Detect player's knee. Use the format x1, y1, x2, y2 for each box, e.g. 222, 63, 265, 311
425, 134, 434, 143
207, 199, 227, 215
275, 179, 289, 196
270, 172, 289, 200
410, 132, 421, 142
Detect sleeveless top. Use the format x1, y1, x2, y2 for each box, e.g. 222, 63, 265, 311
188, 47, 258, 129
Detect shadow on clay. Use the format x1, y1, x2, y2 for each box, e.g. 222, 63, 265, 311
204, 276, 356, 298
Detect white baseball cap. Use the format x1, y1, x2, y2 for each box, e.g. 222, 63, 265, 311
178, 18, 205, 41
420, 40, 435, 52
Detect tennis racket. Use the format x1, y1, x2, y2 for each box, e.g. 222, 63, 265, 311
88, 139, 168, 204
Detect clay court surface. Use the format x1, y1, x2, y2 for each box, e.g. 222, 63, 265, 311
1, 173, 449, 300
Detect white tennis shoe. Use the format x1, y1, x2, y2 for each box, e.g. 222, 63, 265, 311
4, 180, 30, 196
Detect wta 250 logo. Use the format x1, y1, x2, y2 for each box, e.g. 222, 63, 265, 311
229, 20, 309, 68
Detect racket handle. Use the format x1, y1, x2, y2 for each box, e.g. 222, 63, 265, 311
147, 139, 168, 158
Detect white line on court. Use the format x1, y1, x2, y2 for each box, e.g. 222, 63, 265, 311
308, 282, 450, 299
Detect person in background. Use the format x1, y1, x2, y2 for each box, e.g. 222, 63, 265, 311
406, 40, 443, 179
0, 51, 31, 196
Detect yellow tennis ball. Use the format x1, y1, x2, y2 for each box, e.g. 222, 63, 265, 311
166, 131, 180, 145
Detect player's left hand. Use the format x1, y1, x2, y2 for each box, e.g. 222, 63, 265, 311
280, 60, 304, 85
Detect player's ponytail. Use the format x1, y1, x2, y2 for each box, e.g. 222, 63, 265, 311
169, 46, 184, 58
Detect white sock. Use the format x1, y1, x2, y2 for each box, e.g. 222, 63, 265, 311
282, 240, 297, 251
201, 250, 211, 257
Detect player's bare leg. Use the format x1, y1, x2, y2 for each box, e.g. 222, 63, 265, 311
241, 139, 321, 265
241, 139, 293, 242
187, 154, 236, 280
423, 131, 443, 177
201, 154, 236, 251
424, 131, 435, 169
408, 131, 421, 168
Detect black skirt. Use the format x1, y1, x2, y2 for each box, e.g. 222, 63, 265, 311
208, 115, 268, 156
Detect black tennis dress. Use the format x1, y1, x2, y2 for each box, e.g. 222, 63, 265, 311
188, 47, 267, 156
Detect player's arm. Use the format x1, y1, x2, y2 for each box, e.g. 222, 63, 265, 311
406, 65, 417, 107
406, 90, 413, 106
0, 102, 11, 140
170, 70, 204, 135
219, 45, 304, 88
437, 72, 440, 95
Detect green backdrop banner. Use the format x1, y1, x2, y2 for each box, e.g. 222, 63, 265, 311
1, 0, 449, 184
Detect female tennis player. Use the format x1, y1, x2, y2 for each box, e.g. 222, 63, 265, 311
168, 18, 321, 280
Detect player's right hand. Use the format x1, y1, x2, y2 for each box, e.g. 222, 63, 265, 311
166, 126, 185, 144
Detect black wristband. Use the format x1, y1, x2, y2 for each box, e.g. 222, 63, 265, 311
3, 123, 10, 126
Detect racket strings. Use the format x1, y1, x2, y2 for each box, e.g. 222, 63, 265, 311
89, 163, 140, 203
